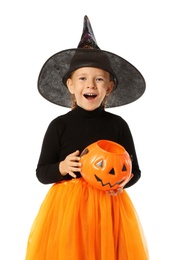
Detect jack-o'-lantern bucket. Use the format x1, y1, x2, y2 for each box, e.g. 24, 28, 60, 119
80, 140, 132, 191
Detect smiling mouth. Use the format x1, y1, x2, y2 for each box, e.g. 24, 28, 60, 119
94, 174, 125, 188
84, 94, 97, 100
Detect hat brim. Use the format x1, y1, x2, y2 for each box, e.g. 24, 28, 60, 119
38, 48, 146, 108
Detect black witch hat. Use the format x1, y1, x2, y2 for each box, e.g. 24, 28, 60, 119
38, 15, 145, 108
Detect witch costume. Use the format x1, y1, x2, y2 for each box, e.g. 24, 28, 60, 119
25, 16, 149, 259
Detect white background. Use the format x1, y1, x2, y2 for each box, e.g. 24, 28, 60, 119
1, 0, 174, 259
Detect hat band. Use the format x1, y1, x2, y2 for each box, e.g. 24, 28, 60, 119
62, 49, 118, 86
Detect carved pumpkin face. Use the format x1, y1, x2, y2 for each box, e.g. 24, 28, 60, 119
80, 140, 132, 191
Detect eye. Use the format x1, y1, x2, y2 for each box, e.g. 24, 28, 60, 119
96, 77, 104, 82
95, 160, 104, 168
79, 77, 86, 81
80, 148, 89, 157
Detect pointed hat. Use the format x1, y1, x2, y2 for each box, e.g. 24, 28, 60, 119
38, 16, 145, 108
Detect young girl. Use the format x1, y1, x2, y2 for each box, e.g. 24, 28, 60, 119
25, 16, 149, 259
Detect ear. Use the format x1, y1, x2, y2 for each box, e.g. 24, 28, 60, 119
66, 78, 74, 94
106, 81, 114, 96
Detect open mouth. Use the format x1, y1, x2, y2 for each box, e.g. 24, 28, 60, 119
83, 93, 97, 100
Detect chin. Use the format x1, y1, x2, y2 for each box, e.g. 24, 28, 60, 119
84, 104, 100, 111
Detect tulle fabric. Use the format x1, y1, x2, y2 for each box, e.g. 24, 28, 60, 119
25, 178, 149, 260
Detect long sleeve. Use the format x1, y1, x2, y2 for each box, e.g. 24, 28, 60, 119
36, 106, 141, 187
36, 119, 66, 184
116, 120, 141, 188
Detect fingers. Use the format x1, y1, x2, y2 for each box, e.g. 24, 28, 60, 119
69, 150, 81, 164
106, 187, 123, 196
59, 150, 82, 178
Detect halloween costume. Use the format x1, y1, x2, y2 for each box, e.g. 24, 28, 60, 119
25, 16, 149, 259
38, 16, 145, 108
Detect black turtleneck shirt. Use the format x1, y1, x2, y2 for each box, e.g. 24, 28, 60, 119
36, 106, 141, 188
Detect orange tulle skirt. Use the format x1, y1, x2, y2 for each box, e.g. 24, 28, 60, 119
25, 178, 149, 260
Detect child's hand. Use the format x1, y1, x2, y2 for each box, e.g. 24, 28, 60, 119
106, 187, 123, 196
59, 150, 81, 178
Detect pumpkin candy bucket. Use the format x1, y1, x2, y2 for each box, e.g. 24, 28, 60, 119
80, 140, 132, 191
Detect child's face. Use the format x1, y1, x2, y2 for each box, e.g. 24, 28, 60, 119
67, 67, 114, 111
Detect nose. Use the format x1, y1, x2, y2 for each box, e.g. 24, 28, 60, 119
87, 79, 96, 89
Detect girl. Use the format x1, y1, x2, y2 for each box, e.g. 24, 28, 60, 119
25, 16, 149, 259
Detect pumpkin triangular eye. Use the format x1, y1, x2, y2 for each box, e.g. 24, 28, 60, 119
109, 168, 115, 175
122, 164, 127, 171
96, 160, 103, 168
80, 148, 89, 157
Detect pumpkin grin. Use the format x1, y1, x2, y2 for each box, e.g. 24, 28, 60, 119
94, 174, 125, 188
80, 140, 132, 191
